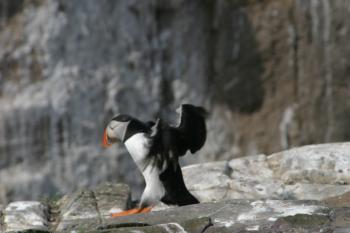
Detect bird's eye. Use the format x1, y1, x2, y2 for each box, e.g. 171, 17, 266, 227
109, 121, 121, 129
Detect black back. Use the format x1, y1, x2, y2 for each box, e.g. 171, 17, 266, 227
123, 118, 152, 142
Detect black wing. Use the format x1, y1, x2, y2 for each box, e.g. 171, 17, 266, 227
176, 104, 207, 154
145, 104, 207, 170
142, 105, 206, 206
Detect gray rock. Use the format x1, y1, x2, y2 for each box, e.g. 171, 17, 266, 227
94, 183, 131, 219
3, 201, 49, 232
183, 143, 350, 202
330, 207, 350, 229
25, 199, 332, 232
324, 191, 350, 208
182, 161, 234, 202
267, 142, 350, 185
96, 217, 211, 233
56, 183, 131, 231
2, 182, 350, 232
56, 189, 101, 231
0, 204, 4, 233
84, 200, 332, 232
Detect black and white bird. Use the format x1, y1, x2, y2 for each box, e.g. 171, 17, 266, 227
102, 104, 207, 217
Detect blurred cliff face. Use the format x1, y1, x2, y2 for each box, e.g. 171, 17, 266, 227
0, 0, 350, 203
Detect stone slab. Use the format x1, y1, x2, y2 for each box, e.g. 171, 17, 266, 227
55, 183, 132, 231
3, 201, 49, 232
97, 200, 331, 232
183, 144, 350, 203
55, 189, 101, 231
94, 183, 131, 219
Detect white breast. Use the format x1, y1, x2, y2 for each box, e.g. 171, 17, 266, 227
141, 164, 165, 205
124, 133, 165, 205
124, 133, 150, 166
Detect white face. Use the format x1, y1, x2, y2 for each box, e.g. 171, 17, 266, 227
106, 120, 130, 142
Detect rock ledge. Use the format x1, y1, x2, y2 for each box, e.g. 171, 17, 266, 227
3, 143, 350, 232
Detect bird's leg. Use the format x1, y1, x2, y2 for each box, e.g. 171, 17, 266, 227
139, 206, 152, 213
110, 206, 152, 218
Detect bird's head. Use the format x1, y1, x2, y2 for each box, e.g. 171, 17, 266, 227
102, 114, 133, 147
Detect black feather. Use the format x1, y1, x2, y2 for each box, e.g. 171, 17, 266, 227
121, 104, 207, 206
177, 104, 207, 154
160, 162, 199, 205
145, 104, 207, 171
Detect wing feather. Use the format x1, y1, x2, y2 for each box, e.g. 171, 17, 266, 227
176, 104, 207, 154
146, 104, 207, 170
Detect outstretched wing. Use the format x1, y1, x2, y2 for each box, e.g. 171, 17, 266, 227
144, 104, 207, 171
175, 104, 207, 154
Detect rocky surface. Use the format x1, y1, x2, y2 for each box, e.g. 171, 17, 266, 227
1, 191, 350, 232
56, 183, 131, 231
184, 142, 350, 202
1, 143, 350, 232
3, 201, 49, 232
1, 0, 350, 204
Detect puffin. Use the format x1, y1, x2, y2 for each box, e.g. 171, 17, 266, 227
102, 104, 207, 217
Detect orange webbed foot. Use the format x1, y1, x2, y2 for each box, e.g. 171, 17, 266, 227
110, 206, 152, 218
138, 206, 152, 214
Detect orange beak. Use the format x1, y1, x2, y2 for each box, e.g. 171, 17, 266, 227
102, 128, 112, 148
